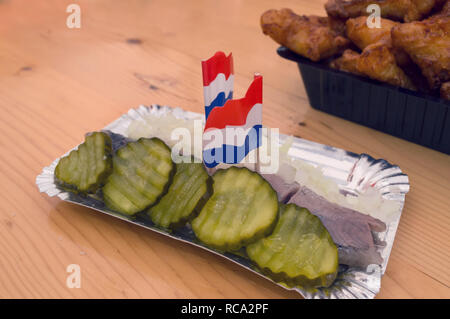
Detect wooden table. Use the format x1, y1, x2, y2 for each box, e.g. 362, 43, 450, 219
0, 0, 448, 299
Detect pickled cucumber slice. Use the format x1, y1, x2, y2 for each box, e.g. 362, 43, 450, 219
246, 203, 338, 288
102, 137, 174, 216
148, 161, 211, 229
54, 132, 112, 193
192, 167, 279, 251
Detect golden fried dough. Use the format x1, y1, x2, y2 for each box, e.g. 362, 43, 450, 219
391, 10, 450, 90
330, 44, 416, 90
434, 0, 450, 17
261, 9, 350, 61
346, 16, 412, 67
330, 49, 362, 75
441, 82, 450, 100
328, 16, 347, 35
357, 42, 416, 90
325, 0, 440, 22
346, 16, 397, 50
401, 63, 433, 93
261, 5, 448, 96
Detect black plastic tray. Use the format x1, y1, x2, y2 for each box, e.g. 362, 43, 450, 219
277, 46, 450, 154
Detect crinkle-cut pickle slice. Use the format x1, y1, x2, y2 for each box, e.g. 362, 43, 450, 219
55, 131, 112, 194
102, 137, 174, 216
192, 167, 279, 252
246, 203, 338, 288
148, 161, 211, 229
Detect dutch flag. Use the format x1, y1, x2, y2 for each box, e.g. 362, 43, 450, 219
202, 51, 262, 168
202, 51, 234, 119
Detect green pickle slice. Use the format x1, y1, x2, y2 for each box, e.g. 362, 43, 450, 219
102, 137, 174, 216
55, 131, 113, 193
148, 161, 211, 229
192, 167, 279, 252
246, 203, 338, 288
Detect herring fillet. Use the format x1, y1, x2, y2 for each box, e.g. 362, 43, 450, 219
262, 174, 386, 268
288, 186, 386, 268
246, 203, 338, 288
261, 174, 300, 202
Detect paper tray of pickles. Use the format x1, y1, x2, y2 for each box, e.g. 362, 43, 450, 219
36, 105, 409, 299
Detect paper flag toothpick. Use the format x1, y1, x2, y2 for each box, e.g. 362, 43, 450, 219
202, 51, 234, 119
202, 52, 262, 168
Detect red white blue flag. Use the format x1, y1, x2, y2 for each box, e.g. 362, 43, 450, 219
202, 52, 262, 168
202, 51, 234, 119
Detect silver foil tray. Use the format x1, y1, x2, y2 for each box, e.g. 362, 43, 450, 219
36, 105, 410, 299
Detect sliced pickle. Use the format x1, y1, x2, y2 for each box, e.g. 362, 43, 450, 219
192, 167, 279, 251
148, 161, 211, 229
246, 203, 338, 288
55, 131, 112, 193
102, 137, 174, 215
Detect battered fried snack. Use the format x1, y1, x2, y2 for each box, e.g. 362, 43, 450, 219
401, 63, 434, 93
441, 82, 450, 100
346, 16, 398, 50
441, 0, 450, 15
432, 0, 450, 18
102, 138, 174, 216
330, 44, 416, 90
325, 0, 441, 22
346, 16, 411, 67
261, 8, 350, 61
262, 5, 448, 95
330, 49, 362, 75
391, 10, 450, 90
357, 41, 416, 90
55, 132, 113, 194
328, 16, 347, 35
246, 204, 338, 289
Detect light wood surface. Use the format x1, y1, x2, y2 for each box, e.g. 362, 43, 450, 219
0, 0, 449, 299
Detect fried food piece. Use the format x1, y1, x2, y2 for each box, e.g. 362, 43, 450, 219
328, 16, 347, 35
260, 8, 350, 61
357, 41, 416, 90
346, 16, 412, 67
441, 82, 450, 100
330, 49, 362, 75
442, 0, 450, 13
55, 132, 113, 194
331, 44, 416, 90
325, 0, 440, 22
402, 63, 433, 93
433, 0, 450, 18
391, 12, 450, 90
246, 204, 338, 289
413, 0, 447, 20
346, 16, 397, 49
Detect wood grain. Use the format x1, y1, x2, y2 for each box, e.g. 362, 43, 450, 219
0, 0, 448, 298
